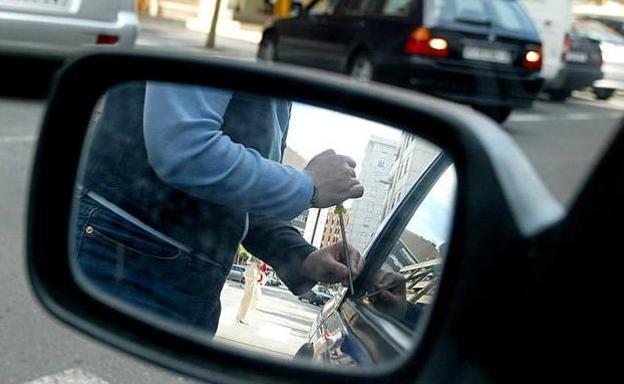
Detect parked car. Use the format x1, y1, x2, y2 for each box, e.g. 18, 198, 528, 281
544, 32, 604, 102
296, 155, 455, 364
259, 0, 544, 123
265, 274, 282, 287
227, 264, 246, 284
0, 0, 138, 49
573, 17, 624, 100
298, 285, 333, 306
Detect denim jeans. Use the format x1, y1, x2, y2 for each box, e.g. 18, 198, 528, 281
73, 193, 228, 333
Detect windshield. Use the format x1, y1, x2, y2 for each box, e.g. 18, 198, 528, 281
430, 0, 537, 34
574, 19, 624, 45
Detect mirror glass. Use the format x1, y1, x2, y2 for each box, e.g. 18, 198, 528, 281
71, 81, 456, 368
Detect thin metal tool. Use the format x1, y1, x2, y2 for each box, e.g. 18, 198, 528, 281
335, 204, 354, 295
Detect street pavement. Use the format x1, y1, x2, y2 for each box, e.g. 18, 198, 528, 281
215, 282, 319, 359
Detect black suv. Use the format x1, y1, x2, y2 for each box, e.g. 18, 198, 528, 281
260, 0, 544, 122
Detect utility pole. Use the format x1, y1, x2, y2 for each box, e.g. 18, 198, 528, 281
205, 0, 223, 48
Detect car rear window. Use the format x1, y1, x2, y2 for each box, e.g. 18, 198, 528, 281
574, 19, 624, 45
429, 0, 536, 34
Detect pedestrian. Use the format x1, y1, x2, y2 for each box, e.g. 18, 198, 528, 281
74, 81, 365, 334
236, 258, 265, 325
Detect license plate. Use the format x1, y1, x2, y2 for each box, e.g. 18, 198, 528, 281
2, 0, 73, 11
566, 51, 589, 63
463, 46, 512, 64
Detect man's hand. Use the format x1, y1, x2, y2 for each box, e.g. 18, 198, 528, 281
301, 241, 364, 286
304, 149, 364, 208
367, 272, 408, 319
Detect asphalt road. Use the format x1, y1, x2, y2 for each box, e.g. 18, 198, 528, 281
0, 94, 621, 383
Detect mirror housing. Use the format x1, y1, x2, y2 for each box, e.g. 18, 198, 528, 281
27, 50, 563, 384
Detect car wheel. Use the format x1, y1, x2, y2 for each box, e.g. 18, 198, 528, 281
593, 87, 615, 101
240, 277, 245, 285
473, 106, 513, 124
349, 53, 374, 82
548, 89, 571, 102
258, 35, 277, 62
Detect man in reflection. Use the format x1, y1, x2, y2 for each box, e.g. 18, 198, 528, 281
74, 82, 364, 334
365, 271, 425, 327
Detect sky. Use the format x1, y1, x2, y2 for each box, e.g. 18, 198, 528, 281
286, 102, 403, 171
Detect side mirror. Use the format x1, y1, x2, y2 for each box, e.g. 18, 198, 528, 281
27, 51, 563, 384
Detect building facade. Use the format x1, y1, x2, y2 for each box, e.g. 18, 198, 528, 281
320, 209, 350, 248
383, 133, 441, 219
346, 136, 397, 253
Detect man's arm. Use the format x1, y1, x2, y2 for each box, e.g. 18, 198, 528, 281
242, 215, 364, 295
242, 214, 316, 295
143, 82, 314, 221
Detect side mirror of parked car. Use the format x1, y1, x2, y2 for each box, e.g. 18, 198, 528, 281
27, 51, 564, 384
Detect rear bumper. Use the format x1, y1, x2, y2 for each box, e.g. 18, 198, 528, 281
0, 10, 138, 48
546, 64, 603, 92
375, 55, 543, 109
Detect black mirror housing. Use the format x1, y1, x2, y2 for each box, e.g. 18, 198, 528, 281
27, 50, 563, 384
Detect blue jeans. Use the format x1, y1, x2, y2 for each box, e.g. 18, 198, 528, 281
73, 193, 228, 333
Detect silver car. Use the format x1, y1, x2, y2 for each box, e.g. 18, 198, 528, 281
0, 0, 137, 49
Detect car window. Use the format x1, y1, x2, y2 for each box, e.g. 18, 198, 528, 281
430, 0, 535, 33
309, 0, 337, 16
381, 0, 416, 17
357, 163, 456, 328
489, 0, 536, 33
335, 0, 371, 16
574, 19, 624, 44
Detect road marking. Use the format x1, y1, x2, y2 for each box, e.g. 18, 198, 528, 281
23, 368, 110, 384
0, 135, 37, 144
509, 111, 621, 123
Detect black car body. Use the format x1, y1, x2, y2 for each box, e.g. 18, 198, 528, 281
297, 155, 454, 365
261, 0, 544, 122
545, 33, 603, 101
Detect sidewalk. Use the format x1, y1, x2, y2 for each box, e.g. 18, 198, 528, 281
136, 16, 257, 58
214, 281, 321, 360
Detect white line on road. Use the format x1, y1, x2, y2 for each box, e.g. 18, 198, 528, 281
0, 135, 37, 144
509, 111, 621, 123
23, 368, 110, 384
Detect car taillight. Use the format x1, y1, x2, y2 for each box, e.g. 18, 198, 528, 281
522, 48, 542, 71
562, 33, 571, 61
97, 35, 119, 45
404, 27, 449, 58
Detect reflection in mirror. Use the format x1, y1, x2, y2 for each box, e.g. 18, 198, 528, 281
71, 81, 456, 369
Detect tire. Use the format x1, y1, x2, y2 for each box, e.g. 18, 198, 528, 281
548, 89, 571, 102
258, 35, 277, 62
240, 277, 245, 285
473, 106, 513, 124
349, 53, 374, 82
593, 87, 615, 101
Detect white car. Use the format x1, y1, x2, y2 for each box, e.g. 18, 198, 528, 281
0, 0, 137, 49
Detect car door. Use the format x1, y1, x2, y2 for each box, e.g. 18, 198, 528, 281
276, 0, 339, 67
306, 152, 456, 366
308, 0, 367, 71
